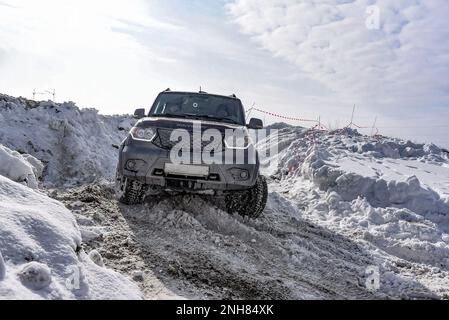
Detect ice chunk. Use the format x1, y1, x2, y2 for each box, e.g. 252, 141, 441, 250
0, 145, 42, 188
88, 250, 104, 267
18, 262, 52, 290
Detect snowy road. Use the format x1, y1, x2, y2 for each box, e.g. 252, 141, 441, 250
52, 181, 445, 300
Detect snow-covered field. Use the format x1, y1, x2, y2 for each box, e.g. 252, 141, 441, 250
1, 93, 449, 299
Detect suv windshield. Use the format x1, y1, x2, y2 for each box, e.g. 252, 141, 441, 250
149, 92, 245, 125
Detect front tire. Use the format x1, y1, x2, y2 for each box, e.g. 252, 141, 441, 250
225, 175, 268, 218
116, 174, 147, 205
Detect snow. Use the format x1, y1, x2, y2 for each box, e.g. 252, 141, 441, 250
0, 94, 134, 187
0, 144, 43, 189
18, 262, 52, 291
335, 157, 449, 199
268, 128, 449, 295
1, 93, 449, 299
0, 174, 141, 299
88, 250, 105, 267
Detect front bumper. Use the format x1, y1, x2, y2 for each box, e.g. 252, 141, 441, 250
117, 137, 259, 191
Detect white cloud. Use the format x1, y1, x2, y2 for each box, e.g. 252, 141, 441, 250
0, 0, 447, 146
227, 0, 449, 107
0, 0, 178, 112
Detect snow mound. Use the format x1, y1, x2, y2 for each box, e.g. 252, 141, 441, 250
0, 94, 135, 187
0, 175, 141, 299
0, 144, 43, 188
275, 128, 449, 275
299, 146, 449, 216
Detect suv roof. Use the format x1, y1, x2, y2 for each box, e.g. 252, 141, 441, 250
159, 90, 240, 100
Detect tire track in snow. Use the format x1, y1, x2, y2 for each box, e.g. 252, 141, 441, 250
52, 183, 389, 300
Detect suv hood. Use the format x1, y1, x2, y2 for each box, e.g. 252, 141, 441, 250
136, 116, 245, 132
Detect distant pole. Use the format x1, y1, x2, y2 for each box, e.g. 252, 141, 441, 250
32, 89, 36, 100
349, 104, 356, 128
371, 116, 378, 136
318, 116, 321, 130
246, 102, 255, 118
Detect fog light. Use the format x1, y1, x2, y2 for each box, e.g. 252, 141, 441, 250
126, 160, 137, 170
240, 170, 249, 179
227, 168, 250, 181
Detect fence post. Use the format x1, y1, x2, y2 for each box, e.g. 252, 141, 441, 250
370, 116, 378, 136
349, 104, 356, 128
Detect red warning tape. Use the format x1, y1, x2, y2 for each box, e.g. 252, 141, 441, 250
351, 123, 369, 129
252, 107, 318, 123
250, 106, 378, 136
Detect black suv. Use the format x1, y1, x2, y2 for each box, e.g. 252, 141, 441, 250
116, 90, 268, 218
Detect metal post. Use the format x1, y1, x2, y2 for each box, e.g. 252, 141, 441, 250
371, 116, 378, 136
349, 104, 355, 128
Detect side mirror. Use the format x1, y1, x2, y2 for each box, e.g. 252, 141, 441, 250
133, 108, 145, 119
247, 118, 263, 129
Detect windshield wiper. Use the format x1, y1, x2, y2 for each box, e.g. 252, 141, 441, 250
192, 114, 240, 125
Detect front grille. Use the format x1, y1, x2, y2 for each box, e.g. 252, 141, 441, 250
153, 128, 225, 152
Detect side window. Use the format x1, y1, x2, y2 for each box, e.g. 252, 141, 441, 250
153, 101, 165, 114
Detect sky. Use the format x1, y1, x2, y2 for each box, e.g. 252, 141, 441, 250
0, 0, 448, 147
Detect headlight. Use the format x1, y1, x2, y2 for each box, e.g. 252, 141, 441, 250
224, 133, 252, 149
130, 127, 156, 141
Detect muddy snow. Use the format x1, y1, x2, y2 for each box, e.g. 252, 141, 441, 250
1, 94, 449, 299
51, 183, 383, 299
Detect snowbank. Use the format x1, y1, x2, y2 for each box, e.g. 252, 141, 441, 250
0, 94, 135, 186
275, 128, 449, 272
298, 146, 449, 216
0, 175, 141, 299
0, 144, 43, 189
